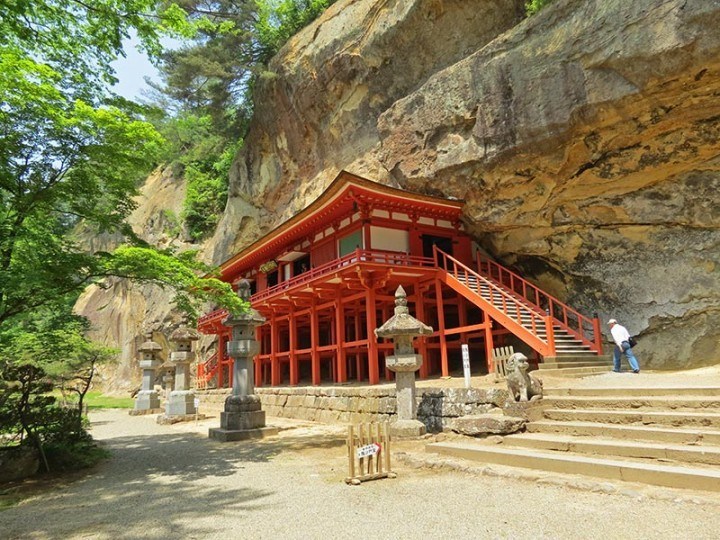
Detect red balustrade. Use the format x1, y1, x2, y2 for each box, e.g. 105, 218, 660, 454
476, 253, 602, 353
196, 351, 219, 389
434, 246, 556, 357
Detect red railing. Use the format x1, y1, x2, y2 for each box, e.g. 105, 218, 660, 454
476, 253, 602, 353
198, 249, 435, 332
434, 246, 556, 356
196, 351, 219, 390
252, 248, 434, 302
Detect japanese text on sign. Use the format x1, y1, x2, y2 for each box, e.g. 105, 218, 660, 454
356, 443, 381, 459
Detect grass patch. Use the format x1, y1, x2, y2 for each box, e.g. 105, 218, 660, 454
83, 392, 134, 409
55, 391, 134, 409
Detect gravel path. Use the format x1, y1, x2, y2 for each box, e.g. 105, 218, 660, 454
2, 410, 720, 539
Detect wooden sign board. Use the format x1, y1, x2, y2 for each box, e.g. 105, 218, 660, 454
345, 422, 396, 485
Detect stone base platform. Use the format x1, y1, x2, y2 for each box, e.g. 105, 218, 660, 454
156, 413, 209, 425
197, 385, 511, 432
129, 408, 163, 416
208, 426, 279, 442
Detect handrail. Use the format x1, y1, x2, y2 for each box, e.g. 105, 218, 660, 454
252, 248, 434, 302
198, 249, 435, 330
198, 308, 228, 327
250, 249, 434, 302
434, 246, 554, 355
196, 352, 219, 390
476, 253, 602, 353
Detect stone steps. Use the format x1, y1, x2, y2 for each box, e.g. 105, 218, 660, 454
539, 361, 614, 370
534, 366, 612, 377
501, 432, 720, 466
426, 386, 720, 492
426, 442, 720, 492
526, 420, 720, 445
540, 396, 720, 409
543, 407, 720, 428
544, 387, 720, 397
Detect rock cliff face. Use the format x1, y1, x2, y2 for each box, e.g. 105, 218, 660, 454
79, 0, 720, 381
75, 168, 194, 390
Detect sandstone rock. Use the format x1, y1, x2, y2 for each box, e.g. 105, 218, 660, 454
77, 0, 720, 382
451, 414, 526, 436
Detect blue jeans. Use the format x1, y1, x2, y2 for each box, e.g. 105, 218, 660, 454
613, 341, 640, 372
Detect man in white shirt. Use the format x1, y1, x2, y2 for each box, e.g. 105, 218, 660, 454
608, 319, 640, 373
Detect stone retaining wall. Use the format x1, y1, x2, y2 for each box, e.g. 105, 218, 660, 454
197, 386, 509, 432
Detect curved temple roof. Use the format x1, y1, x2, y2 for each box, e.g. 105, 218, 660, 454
217, 170, 464, 283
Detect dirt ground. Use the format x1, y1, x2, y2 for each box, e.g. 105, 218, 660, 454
2, 400, 720, 540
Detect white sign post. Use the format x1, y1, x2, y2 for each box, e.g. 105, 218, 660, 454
461, 343, 471, 389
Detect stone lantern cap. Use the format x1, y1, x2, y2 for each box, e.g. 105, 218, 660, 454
170, 326, 200, 342
223, 279, 266, 328
375, 286, 433, 339
139, 332, 162, 353
159, 361, 175, 372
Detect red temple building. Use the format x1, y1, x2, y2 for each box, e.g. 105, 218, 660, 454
197, 171, 603, 388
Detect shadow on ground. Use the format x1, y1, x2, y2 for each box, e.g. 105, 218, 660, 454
2, 418, 348, 539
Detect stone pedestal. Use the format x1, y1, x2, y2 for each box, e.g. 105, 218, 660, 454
133, 389, 161, 412
209, 280, 278, 442
210, 395, 277, 441
165, 390, 196, 416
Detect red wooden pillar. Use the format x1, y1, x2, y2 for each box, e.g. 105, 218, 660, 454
335, 295, 347, 383
361, 205, 371, 250
354, 303, 362, 381
483, 310, 495, 374
434, 278, 449, 377
254, 327, 262, 388
455, 230, 473, 265
270, 313, 280, 386
381, 303, 392, 381
458, 295, 468, 345
415, 285, 429, 379
311, 301, 321, 385
217, 333, 226, 388
289, 310, 299, 386
366, 287, 379, 385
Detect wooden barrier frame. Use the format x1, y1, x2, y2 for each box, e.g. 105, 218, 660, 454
492, 345, 515, 382
345, 422, 396, 485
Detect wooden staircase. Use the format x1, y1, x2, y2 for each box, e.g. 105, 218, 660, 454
427, 386, 720, 492
434, 248, 608, 373
196, 352, 219, 390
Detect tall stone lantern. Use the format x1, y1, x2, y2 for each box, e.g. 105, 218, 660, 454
375, 285, 433, 437
209, 280, 279, 442
132, 331, 163, 414
164, 326, 200, 417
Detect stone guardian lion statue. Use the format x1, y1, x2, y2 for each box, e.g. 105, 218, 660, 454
505, 352, 543, 402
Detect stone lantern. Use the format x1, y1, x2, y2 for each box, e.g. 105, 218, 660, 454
209, 280, 279, 441
164, 325, 200, 417
132, 331, 163, 414
375, 285, 433, 437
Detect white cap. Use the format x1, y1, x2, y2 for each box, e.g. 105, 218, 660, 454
607, 319, 617, 325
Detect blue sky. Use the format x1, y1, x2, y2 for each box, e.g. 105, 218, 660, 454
111, 34, 183, 101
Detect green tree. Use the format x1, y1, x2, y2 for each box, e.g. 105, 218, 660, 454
150, 1, 337, 238
0, 1, 246, 475
0, 316, 116, 472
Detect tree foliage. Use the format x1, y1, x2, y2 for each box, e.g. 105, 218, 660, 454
151, 0, 337, 238
525, 0, 554, 16
0, 1, 249, 473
